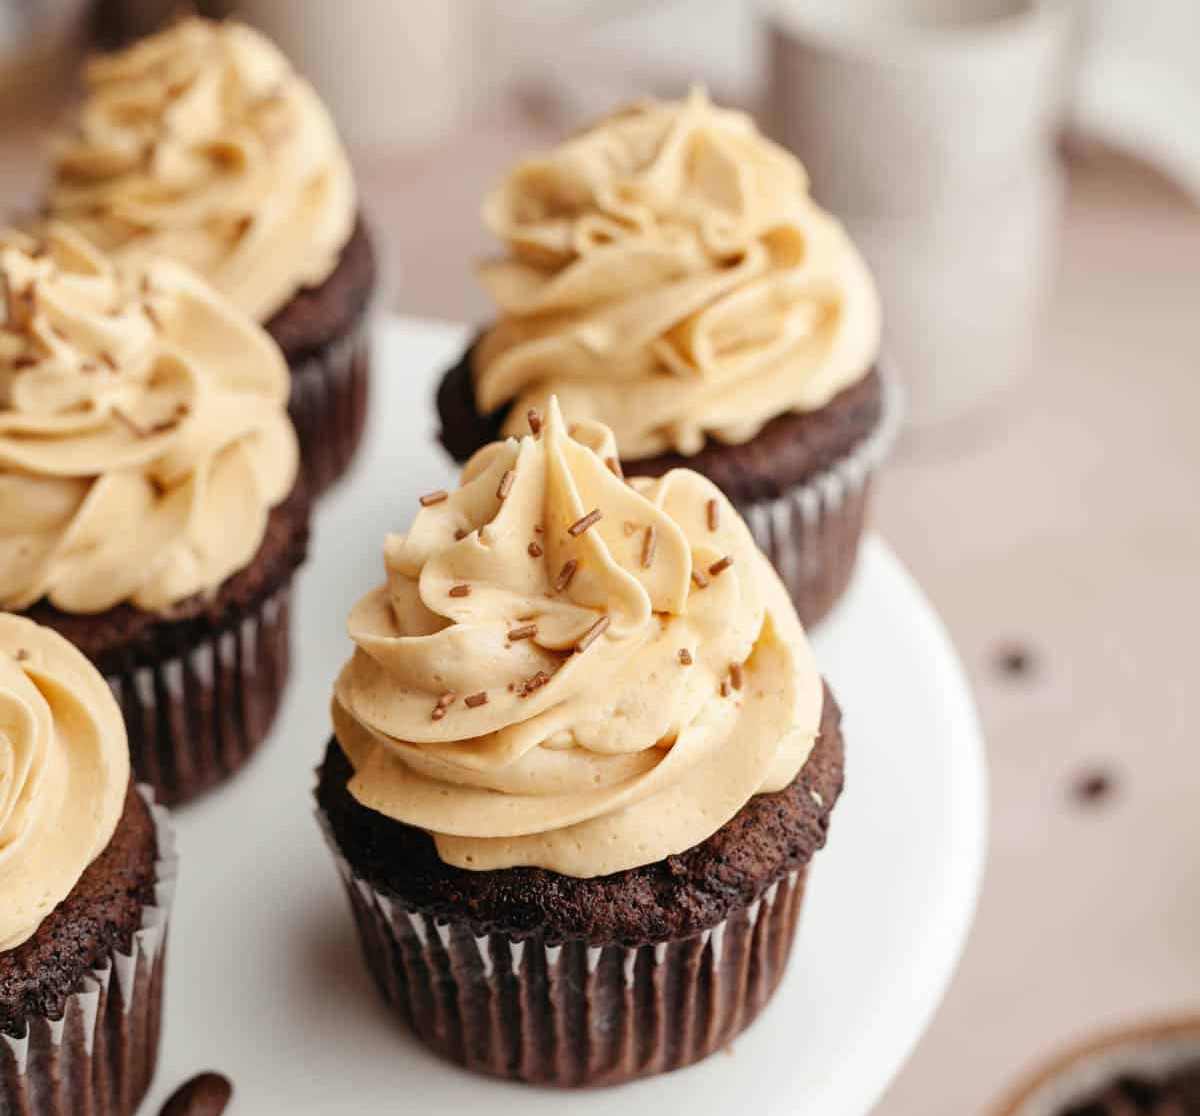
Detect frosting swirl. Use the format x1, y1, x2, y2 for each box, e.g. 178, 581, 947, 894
47, 17, 356, 323
333, 399, 822, 878
0, 613, 130, 951
474, 89, 882, 459
0, 223, 298, 615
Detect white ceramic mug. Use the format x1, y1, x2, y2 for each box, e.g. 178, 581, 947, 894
847, 158, 1065, 432
764, 0, 1076, 216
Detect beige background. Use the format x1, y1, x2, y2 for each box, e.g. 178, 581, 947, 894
3, 98, 1199, 1113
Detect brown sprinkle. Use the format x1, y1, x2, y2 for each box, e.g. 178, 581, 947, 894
730, 662, 744, 691
677, 649, 693, 666
527, 541, 543, 558
419, 489, 449, 507
527, 408, 543, 434
518, 670, 551, 698
568, 508, 602, 537
508, 623, 538, 642
554, 558, 579, 592
99, 351, 117, 371
641, 524, 657, 569
454, 528, 469, 541
448, 583, 471, 598
720, 679, 732, 698
691, 569, 710, 589
708, 555, 734, 577
605, 455, 624, 481
496, 469, 515, 500
574, 614, 611, 653
14, 649, 30, 662
464, 691, 489, 708
142, 300, 163, 330
431, 706, 448, 722
623, 521, 638, 537
436, 692, 455, 708
706, 498, 720, 532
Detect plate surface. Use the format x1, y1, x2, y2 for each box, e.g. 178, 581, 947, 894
142, 318, 987, 1116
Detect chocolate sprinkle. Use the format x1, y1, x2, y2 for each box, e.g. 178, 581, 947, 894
508, 624, 538, 642
464, 691, 489, 708
14, 649, 30, 662
158, 1071, 232, 1116
554, 558, 579, 592
708, 555, 734, 577
448, 584, 471, 598
527, 541, 543, 558
527, 408, 542, 434
706, 498, 720, 532
568, 508, 603, 537
431, 706, 448, 722
720, 679, 732, 698
517, 670, 551, 697
575, 615, 610, 654
641, 524, 657, 568
691, 569, 710, 589
455, 528, 470, 541
420, 490, 449, 507
678, 649, 693, 666
730, 662, 744, 690
496, 469, 515, 500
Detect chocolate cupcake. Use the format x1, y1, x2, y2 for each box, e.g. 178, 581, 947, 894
994, 1018, 1200, 1116
46, 16, 377, 496
0, 224, 308, 805
318, 399, 843, 1086
0, 613, 177, 1115
437, 89, 899, 628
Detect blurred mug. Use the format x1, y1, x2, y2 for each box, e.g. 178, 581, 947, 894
764, 0, 1076, 215
233, 0, 479, 153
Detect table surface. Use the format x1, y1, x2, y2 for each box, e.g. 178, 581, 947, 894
3, 98, 1199, 1115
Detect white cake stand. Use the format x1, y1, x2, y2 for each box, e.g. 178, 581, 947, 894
143, 318, 988, 1116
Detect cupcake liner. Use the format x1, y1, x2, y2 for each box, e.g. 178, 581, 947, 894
994, 1019, 1200, 1116
287, 312, 372, 498
736, 359, 903, 629
110, 583, 293, 807
0, 786, 177, 1116
319, 813, 808, 1087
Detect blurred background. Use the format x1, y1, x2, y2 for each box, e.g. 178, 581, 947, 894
2, 1, 1198, 1112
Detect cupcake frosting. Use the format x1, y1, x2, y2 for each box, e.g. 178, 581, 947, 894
0, 613, 130, 951
474, 89, 882, 460
333, 399, 822, 878
48, 17, 356, 323
0, 223, 298, 615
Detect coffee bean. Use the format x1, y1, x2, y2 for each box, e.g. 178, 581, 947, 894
159, 1072, 233, 1116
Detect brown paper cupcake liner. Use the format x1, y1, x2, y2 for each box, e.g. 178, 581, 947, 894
736, 359, 903, 629
110, 584, 293, 807
319, 815, 808, 1088
287, 314, 372, 498
0, 786, 177, 1116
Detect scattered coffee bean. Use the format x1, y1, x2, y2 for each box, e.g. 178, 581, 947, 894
159, 1072, 232, 1116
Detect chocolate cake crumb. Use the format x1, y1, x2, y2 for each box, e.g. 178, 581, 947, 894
1073, 768, 1117, 807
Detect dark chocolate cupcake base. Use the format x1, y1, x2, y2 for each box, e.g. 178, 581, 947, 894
268, 216, 377, 498
317, 686, 844, 1086
437, 347, 901, 628
0, 785, 176, 1115
23, 487, 310, 806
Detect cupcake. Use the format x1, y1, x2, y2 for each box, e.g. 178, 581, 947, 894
0, 223, 307, 805
0, 613, 176, 1115
438, 89, 899, 628
994, 1018, 1200, 1116
318, 399, 843, 1086
46, 16, 377, 496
